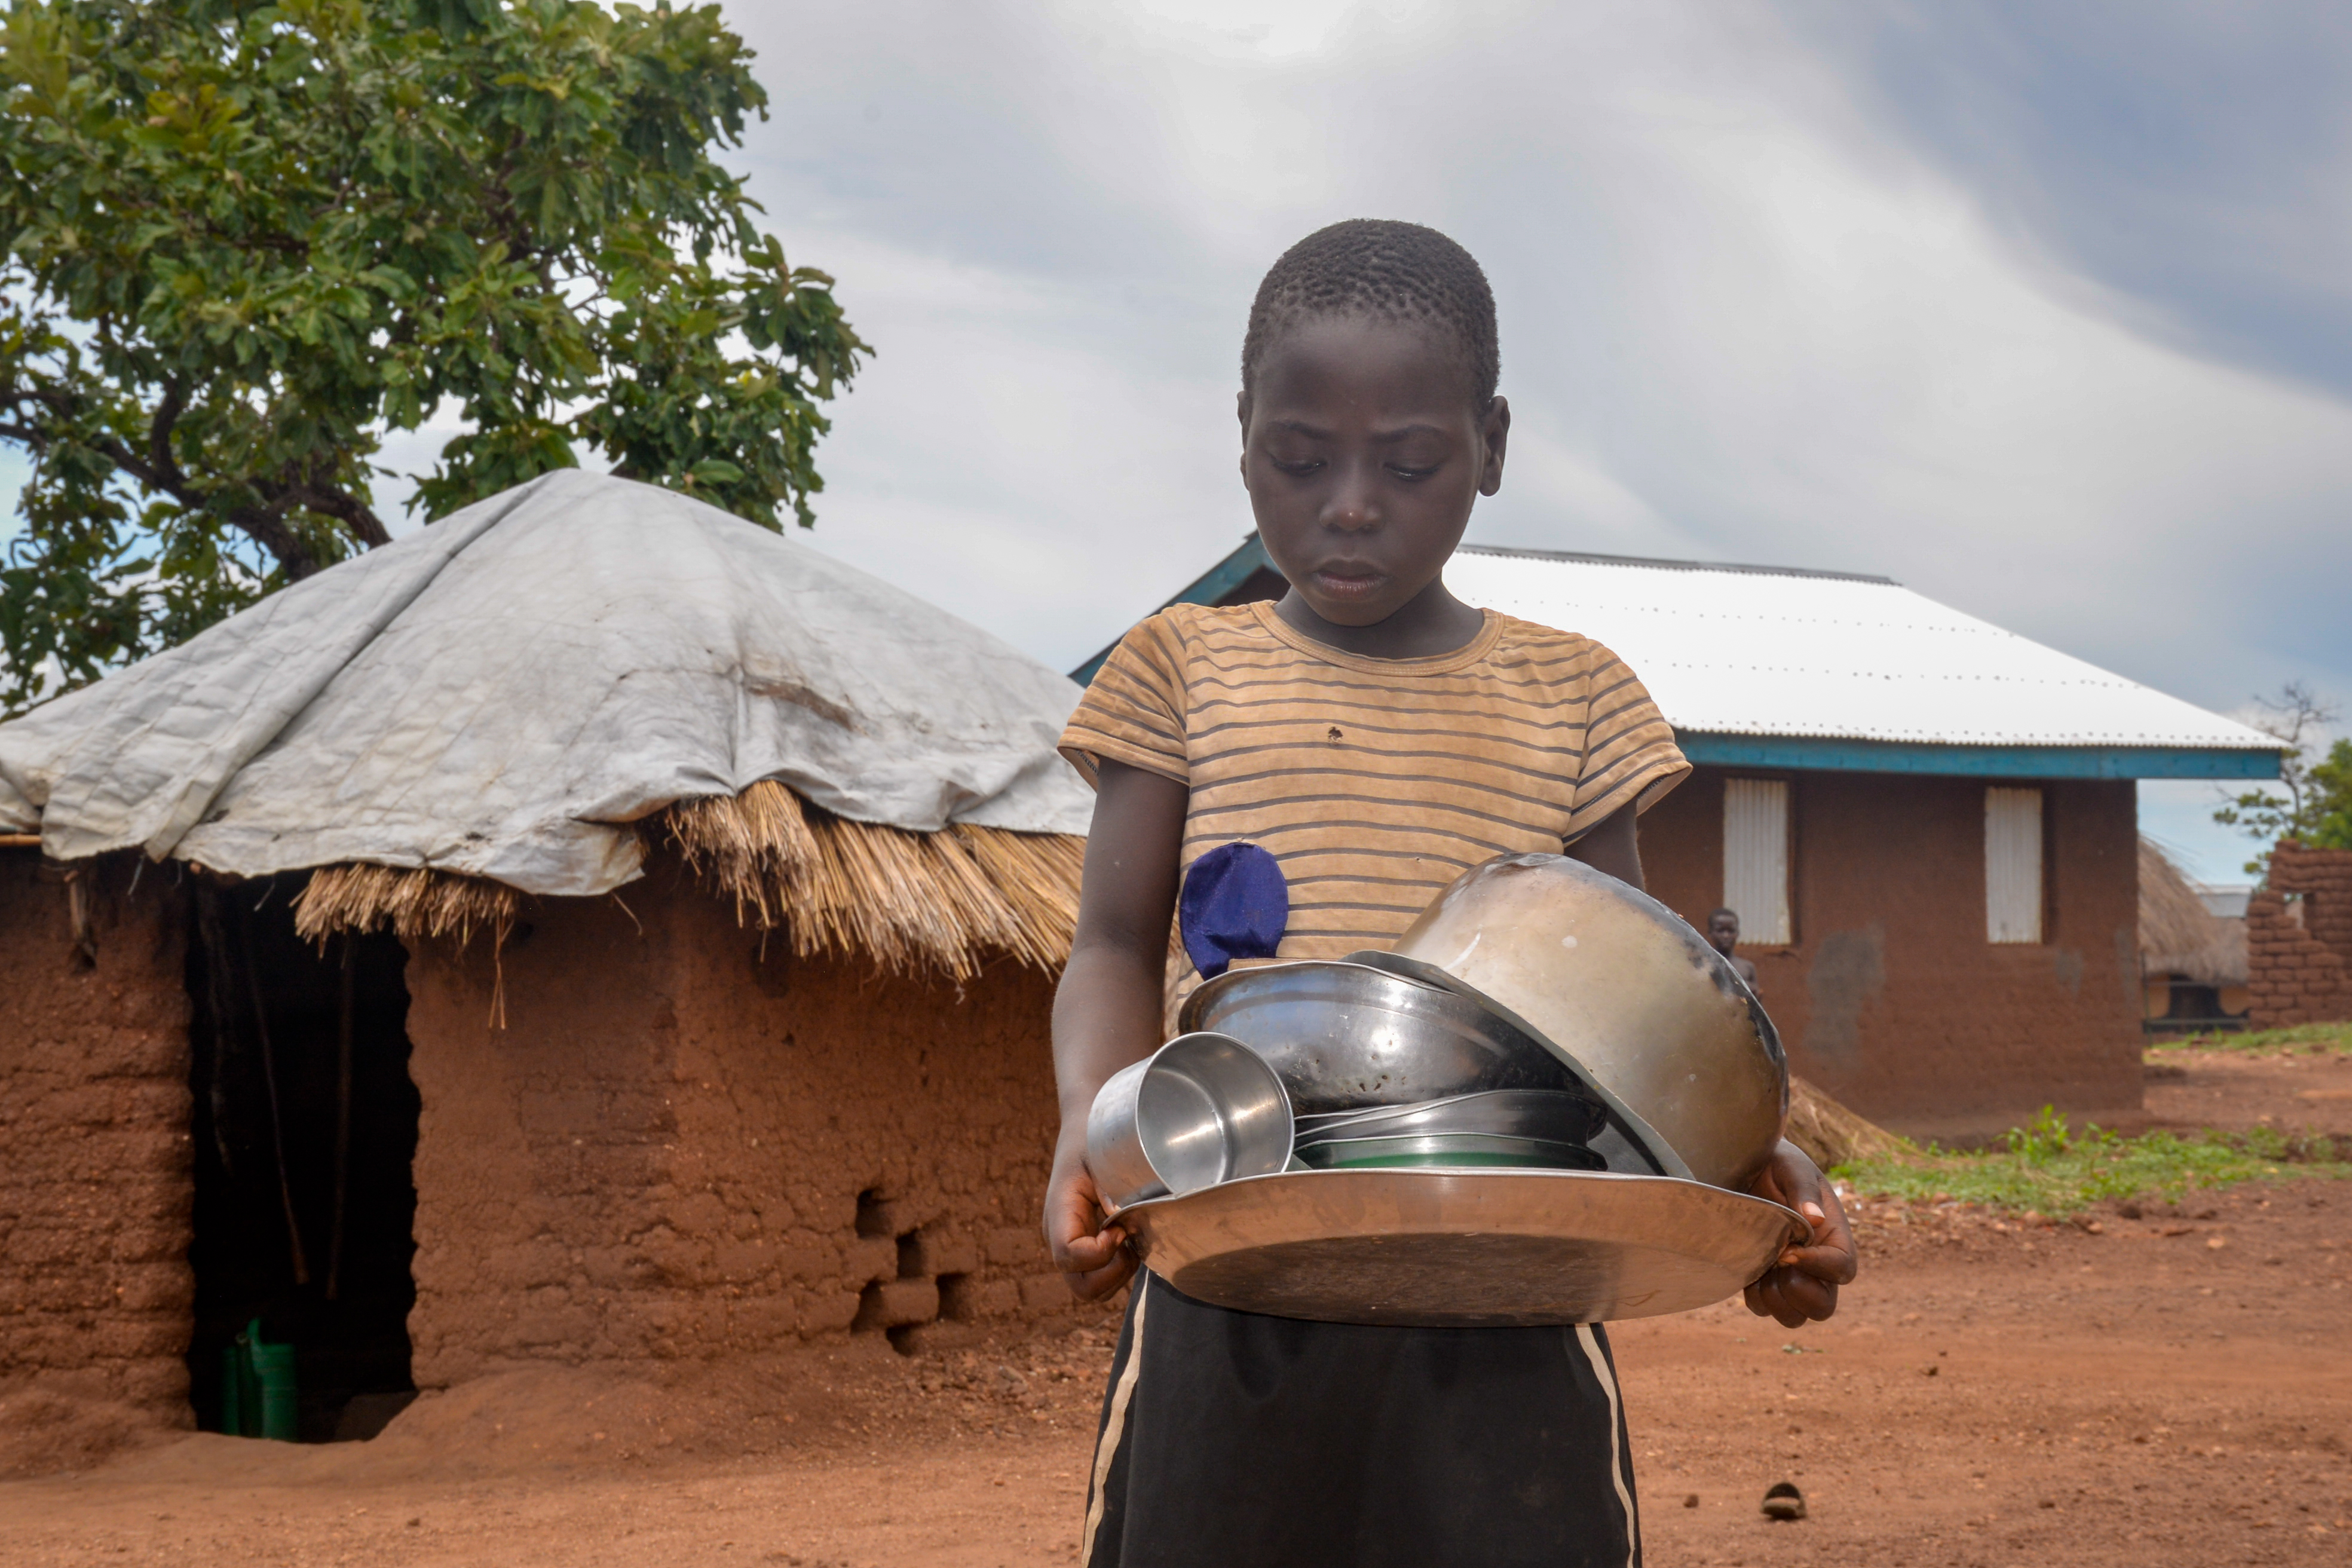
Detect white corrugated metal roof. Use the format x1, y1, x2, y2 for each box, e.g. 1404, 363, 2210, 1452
1444, 546, 2277, 753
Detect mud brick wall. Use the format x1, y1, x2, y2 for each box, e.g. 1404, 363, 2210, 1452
402, 856, 1079, 1386
2247, 841, 2352, 1028
1642, 768, 2142, 1138
0, 852, 195, 1416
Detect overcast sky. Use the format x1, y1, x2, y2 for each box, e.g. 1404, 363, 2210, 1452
8, 1, 2347, 882
713, 0, 2352, 883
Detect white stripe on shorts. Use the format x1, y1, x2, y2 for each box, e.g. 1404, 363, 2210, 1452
1082, 1280, 1152, 1564
1573, 1322, 1639, 1568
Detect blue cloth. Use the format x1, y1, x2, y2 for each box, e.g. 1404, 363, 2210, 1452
1179, 842, 1289, 980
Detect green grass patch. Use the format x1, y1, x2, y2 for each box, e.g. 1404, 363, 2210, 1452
1832, 1105, 2350, 1215
2145, 1021, 2352, 1056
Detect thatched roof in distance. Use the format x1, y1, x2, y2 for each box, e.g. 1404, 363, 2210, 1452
293, 780, 1085, 982
2137, 837, 2246, 987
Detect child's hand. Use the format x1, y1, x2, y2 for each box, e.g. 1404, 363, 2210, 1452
1741, 1140, 1857, 1327
1044, 1134, 1138, 1300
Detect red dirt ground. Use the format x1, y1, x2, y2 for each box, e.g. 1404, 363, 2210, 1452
4, 1051, 2348, 1567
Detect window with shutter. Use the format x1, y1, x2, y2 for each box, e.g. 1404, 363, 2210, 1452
1984, 786, 2044, 944
1722, 778, 1791, 945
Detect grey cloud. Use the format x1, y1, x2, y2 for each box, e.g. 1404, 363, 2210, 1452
1789, 1, 2352, 399
716, 2, 2351, 730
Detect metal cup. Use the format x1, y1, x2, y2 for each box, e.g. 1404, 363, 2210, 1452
1086, 1032, 1295, 1210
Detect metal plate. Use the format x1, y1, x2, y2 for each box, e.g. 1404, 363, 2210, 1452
1118, 1168, 1806, 1327
1293, 1132, 1606, 1171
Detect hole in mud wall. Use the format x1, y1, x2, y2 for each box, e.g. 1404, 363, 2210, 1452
185, 876, 420, 1443
854, 1187, 891, 1239
896, 1232, 925, 1280
936, 1274, 976, 1322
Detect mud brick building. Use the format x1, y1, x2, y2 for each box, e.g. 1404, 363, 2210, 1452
0, 853, 192, 1415
2247, 841, 2352, 1028
1080, 536, 2283, 1140
0, 474, 1095, 1441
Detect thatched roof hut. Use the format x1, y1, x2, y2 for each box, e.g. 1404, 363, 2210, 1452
2138, 837, 2246, 988
0, 468, 1091, 975
0, 473, 1103, 1441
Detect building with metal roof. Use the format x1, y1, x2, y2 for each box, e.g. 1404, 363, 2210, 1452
1078, 535, 2281, 780
1075, 535, 2279, 1138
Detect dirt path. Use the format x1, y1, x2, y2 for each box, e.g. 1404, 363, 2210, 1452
2139, 1046, 2352, 1143
5, 1173, 2348, 1567
1624, 1178, 2351, 1566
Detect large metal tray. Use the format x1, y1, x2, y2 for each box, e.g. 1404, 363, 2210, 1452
1117, 1167, 1805, 1327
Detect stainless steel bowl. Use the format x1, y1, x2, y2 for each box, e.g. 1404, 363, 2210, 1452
1386, 853, 1789, 1191
1178, 960, 1584, 1114
1086, 1031, 1295, 1209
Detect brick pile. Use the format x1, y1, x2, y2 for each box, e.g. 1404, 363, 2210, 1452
2247, 840, 2352, 1028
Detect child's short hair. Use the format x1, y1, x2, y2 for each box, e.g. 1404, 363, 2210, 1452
1242, 219, 1499, 409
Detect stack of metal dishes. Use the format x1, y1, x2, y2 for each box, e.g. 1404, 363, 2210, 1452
1174, 956, 1681, 1179
1087, 851, 1804, 1327
1290, 1089, 1606, 1171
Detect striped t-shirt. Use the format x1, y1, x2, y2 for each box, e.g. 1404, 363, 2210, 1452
1059, 599, 1689, 996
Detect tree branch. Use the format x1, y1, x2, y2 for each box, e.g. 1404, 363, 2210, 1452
222, 502, 321, 579
148, 376, 188, 489
284, 475, 391, 549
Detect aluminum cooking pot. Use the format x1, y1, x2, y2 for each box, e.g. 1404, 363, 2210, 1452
1382, 853, 1788, 1191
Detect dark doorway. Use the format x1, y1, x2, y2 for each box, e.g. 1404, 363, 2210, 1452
185, 876, 420, 1441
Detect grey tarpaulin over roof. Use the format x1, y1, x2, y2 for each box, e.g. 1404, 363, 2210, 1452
0, 470, 1093, 893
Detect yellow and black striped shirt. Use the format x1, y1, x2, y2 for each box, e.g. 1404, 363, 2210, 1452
1059, 599, 1689, 995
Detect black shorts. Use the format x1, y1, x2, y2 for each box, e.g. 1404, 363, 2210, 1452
1082, 1273, 1642, 1567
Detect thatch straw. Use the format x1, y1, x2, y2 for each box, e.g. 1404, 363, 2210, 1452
293, 863, 526, 1025
287, 781, 1088, 983
663, 780, 1084, 978
293, 863, 520, 952
1785, 1076, 1910, 1169
2139, 837, 2246, 987
667, 777, 821, 887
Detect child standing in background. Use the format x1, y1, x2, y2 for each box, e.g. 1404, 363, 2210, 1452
1049, 220, 1856, 1568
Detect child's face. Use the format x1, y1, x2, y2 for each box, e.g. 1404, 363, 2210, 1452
1239, 314, 1508, 628
1708, 911, 1740, 954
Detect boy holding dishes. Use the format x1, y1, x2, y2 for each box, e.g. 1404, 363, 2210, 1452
1050, 220, 1855, 1567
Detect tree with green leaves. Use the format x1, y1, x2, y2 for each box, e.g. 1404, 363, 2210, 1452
2214, 681, 2351, 874
0, 0, 869, 714
2300, 738, 2352, 853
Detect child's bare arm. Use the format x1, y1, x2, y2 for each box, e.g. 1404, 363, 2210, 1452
1044, 758, 1189, 1298
1564, 801, 1643, 890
